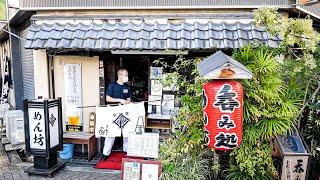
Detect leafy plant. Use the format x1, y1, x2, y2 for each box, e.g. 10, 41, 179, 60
159, 137, 213, 180
224, 45, 300, 179
254, 7, 320, 179
225, 142, 276, 180
154, 55, 214, 179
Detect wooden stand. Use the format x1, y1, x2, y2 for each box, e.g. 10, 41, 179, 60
63, 132, 97, 161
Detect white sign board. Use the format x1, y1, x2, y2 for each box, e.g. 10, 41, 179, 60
127, 133, 159, 158
63, 63, 83, 127
49, 106, 59, 148
281, 156, 308, 180
150, 80, 162, 96
95, 102, 145, 138
28, 108, 46, 150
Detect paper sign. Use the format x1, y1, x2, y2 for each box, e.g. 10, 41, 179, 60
151, 80, 162, 96
150, 67, 163, 79
142, 164, 159, 180
127, 133, 159, 158
162, 94, 175, 115
123, 162, 141, 180
64, 63, 83, 129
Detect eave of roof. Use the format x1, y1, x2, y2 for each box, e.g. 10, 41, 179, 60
25, 21, 281, 51
19, 0, 295, 10
296, 3, 320, 20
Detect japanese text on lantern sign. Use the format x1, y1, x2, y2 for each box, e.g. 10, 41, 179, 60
33, 112, 44, 147
213, 84, 240, 149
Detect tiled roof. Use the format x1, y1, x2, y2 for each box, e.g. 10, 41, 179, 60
198, 50, 252, 78
298, 3, 320, 19
25, 22, 281, 50
20, 0, 295, 9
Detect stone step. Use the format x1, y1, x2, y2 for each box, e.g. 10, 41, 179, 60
0, 141, 10, 167
4, 143, 25, 152
1, 138, 10, 145
6, 150, 22, 165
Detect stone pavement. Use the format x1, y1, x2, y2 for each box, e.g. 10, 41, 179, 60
0, 162, 121, 180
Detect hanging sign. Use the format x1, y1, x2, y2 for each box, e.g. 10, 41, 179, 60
63, 63, 83, 131
95, 102, 145, 138
203, 80, 243, 151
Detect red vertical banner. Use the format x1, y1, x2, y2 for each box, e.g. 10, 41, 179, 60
203, 80, 243, 151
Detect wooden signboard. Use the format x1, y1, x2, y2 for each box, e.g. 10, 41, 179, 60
121, 158, 162, 180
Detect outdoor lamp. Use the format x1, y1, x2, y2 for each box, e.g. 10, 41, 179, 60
23, 98, 65, 177
198, 50, 252, 151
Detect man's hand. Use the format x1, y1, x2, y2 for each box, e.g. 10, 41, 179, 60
119, 99, 127, 104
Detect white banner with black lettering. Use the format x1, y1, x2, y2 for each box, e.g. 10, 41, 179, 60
63, 63, 83, 127
95, 102, 145, 138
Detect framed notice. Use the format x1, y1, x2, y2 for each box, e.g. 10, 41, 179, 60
63, 63, 83, 131
162, 94, 175, 115
150, 67, 163, 79
150, 80, 162, 96
121, 158, 162, 180
123, 161, 141, 180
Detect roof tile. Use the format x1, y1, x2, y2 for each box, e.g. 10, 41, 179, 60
25, 21, 281, 50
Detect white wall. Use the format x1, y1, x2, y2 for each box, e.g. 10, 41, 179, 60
33, 49, 49, 99
53, 55, 99, 132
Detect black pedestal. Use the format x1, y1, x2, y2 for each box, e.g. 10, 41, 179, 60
25, 151, 65, 178
25, 162, 65, 178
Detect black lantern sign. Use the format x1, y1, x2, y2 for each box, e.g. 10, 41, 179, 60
23, 98, 65, 177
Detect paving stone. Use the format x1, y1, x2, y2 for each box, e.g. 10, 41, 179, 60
0, 163, 121, 180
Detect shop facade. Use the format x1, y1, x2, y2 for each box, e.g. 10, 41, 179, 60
24, 17, 281, 136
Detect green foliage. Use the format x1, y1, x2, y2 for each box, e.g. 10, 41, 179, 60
155, 55, 214, 179
255, 7, 320, 178
233, 46, 300, 139
254, 8, 320, 52
225, 142, 276, 180
159, 137, 212, 180
156, 8, 320, 179
0, 0, 6, 21
225, 45, 300, 179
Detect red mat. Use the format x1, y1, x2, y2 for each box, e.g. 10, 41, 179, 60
96, 152, 126, 170
95, 152, 144, 170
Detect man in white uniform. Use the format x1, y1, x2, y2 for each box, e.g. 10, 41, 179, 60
103, 68, 131, 159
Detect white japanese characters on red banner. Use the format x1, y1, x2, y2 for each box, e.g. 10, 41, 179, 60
203, 80, 243, 151
95, 102, 145, 138
28, 108, 46, 150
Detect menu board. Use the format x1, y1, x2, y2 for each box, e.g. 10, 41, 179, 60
121, 158, 162, 180
127, 133, 159, 158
